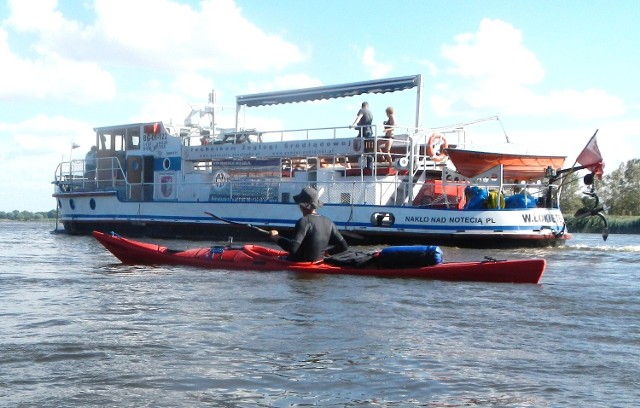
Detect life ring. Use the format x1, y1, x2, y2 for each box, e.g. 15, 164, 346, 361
427, 133, 448, 162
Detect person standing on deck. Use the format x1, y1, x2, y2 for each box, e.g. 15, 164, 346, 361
352, 101, 374, 168
84, 145, 98, 181
352, 101, 373, 138
269, 187, 349, 262
380, 106, 396, 163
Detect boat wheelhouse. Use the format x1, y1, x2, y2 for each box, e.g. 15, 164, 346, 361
53, 74, 580, 248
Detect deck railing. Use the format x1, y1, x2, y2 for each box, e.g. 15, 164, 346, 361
54, 124, 558, 209
54, 157, 126, 193
54, 153, 557, 210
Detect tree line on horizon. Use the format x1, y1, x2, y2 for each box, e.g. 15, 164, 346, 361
0, 210, 57, 220
560, 158, 640, 217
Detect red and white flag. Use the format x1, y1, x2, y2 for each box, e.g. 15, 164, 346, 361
576, 130, 604, 179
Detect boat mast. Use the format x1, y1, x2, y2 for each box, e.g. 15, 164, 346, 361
414, 74, 423, 130
208, 90, 216, 129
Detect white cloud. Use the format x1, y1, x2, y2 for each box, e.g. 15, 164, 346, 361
120, 73, 323, 130
443, 19, 544, 85
525, 123, 638, 174
246, 73, 323, 94
5, 0, 68, 32
170, 73, 215, 101
589, 119, 640, 170
434, 18, 625, 120
1, 0, 306, 103
542, 89, 625, 119
269, 74, 323, 91
0, 28, 116, 102
0, 114, 95, 211
6, 0, 305, 73
418, 59, 439, 76
0, 114, 94, 156
362, 46, 393, 79
130, 93, 193, 125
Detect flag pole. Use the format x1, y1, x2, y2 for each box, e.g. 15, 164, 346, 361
70, 142, 80, 163
557, 129, 600, 191
571, 129, 599, 170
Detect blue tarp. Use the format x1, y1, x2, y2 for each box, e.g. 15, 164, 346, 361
505, 193, 538, 208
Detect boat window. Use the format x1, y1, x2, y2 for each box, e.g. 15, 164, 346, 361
97, 125, 142, 152
128, 127, 140, 150
98, 132, 111, 150
115, 134, 125, 151
370, 212, 395, 227
98, 131, 125, 152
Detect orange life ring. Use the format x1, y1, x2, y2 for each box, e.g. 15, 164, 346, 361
427, 133, 448, 162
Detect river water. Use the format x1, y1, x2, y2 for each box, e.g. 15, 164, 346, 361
1, 221, 638, 407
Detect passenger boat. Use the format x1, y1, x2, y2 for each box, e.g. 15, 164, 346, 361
52, 74, 603, 248
92, 231, 546, 284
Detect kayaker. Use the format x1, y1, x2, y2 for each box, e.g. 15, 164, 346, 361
269, 187, 349, 262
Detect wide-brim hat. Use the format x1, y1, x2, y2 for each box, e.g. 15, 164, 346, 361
293, 187, 322, 208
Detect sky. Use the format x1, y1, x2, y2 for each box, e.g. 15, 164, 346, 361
0, 0, 638, 212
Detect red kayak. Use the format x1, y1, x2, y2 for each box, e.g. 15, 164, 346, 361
92, 231, 545, 283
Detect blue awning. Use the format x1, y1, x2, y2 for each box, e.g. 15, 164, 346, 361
236, 74, 421, 108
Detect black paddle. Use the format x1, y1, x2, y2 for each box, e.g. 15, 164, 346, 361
205, 211, 364, 242
204, 212, 270, 235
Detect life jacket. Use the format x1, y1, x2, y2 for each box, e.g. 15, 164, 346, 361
486, 190, 505, 209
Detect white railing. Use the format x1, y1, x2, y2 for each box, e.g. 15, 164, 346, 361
54, 157, 126, 193
55, 157, 559, 210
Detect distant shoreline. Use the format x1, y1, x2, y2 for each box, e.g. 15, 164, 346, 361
566, 215, 640, 235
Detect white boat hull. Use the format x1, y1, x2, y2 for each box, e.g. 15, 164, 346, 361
54, 191, 568, 248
